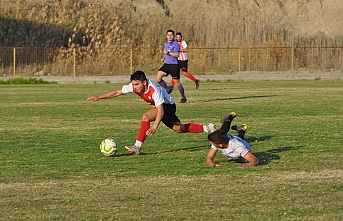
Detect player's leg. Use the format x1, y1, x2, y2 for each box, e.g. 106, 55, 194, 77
170, 122, 215, 133
181, 61, 199, 89
125, 108, 157, 155
231, 124, 248, 139
156, 70, 171, 92
219, 112, 237, 133
161, 104, 216, 133
170, 78, 175, 87
173, 78, 187, 103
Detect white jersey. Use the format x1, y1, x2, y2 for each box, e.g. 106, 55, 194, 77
211, 134, 252, 161
121, 78, 174, 107
178, 40, 188, 61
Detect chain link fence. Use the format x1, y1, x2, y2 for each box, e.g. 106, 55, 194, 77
1, 46, 342, 77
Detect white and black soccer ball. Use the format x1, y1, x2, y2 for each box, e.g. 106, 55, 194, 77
100, 139, 118, 157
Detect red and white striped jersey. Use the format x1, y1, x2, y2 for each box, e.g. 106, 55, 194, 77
178, 40, 188, 61
121, 78, 174, 107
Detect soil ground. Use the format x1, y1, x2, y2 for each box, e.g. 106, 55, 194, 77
1, 73, 343, 84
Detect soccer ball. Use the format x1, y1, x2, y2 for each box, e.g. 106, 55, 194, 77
100, 139, 118, 157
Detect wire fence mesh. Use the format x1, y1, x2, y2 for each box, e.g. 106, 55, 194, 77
0, 46, 342, 77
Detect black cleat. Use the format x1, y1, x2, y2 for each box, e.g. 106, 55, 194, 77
167, 86, 174, 94
180, 98, 187, 103
195, 80, 200, 89
220, 112, 237, 123
231, 124, 248, 132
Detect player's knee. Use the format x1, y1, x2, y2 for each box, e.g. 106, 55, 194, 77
141, 114, 150, 122
172, 124, 184, 133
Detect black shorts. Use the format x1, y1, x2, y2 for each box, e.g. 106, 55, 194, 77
162, 103, 181, 129
159, 64, 180, 79
178, 60, 188, 72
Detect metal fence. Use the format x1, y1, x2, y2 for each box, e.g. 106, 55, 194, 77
0, 46, 342, 77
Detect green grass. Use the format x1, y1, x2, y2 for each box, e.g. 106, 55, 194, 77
0, 77, 57, 85
1, 80, 343, 220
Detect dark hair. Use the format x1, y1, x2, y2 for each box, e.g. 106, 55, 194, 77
208, 130, 229, 144
176, 32, 182, 37
166, 29, 175, 35
130, 70, 147, 82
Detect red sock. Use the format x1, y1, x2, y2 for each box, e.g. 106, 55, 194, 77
136, 121, 150, 142
170, 78, 175, 87
185, 73, 197, 82
183, 123, 204, 133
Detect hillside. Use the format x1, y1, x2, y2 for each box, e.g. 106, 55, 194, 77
0, 0, 342, 48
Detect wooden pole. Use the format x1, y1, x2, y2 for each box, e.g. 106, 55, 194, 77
130, 48, 133, 75
13, 47, 16, 77
73, 48, 76, 77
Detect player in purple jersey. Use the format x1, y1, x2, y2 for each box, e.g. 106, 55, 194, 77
156, 30, 188, 103
206, 112, 259, 168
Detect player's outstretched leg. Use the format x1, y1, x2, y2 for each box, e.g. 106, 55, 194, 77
219, 112, 237, 133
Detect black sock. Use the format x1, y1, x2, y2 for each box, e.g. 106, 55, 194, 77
238, 130, 245, 139
219, 115, 234, 133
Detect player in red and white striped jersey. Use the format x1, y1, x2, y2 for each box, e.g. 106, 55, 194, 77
170, 32, 200, 100
87, 71, 216, 155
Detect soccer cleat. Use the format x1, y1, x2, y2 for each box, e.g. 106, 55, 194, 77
124, 145, 141, 155
220, 112, 237, 123
231, 123, 248, 132
207, 123, 217, 133
180, 98, 187, 103
167, 86, 174, 94
195, 80, 200, 89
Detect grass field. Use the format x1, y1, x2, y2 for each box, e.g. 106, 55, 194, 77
1, 80, 343, 220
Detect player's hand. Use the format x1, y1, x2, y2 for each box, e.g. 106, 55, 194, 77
146, 128, 156, 136
87, 96, 100, 102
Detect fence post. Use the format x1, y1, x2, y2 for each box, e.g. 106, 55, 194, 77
13, 47, 16, 77
291, 47, 294, 74
73, 48, 76, 77
130, 48, 133, 75
238, 48, 241, 74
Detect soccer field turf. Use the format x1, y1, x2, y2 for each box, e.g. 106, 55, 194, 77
1, 80, 343, 220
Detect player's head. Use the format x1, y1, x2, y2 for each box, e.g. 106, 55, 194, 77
130, 70, 147, 82
166, 30, 175, 42
130, 71, 147, 93
208, 130, 229, 148
176, 32, 182, 42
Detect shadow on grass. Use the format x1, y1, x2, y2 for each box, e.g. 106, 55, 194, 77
202, 95, 277, 102
112, 144, 210, 157
255, 146, 304, 165
245, 136, 273, 143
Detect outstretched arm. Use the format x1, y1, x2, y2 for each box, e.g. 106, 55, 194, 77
206, 148, 220, 167
87, 89, 124, 102
237, 152, 259, 169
